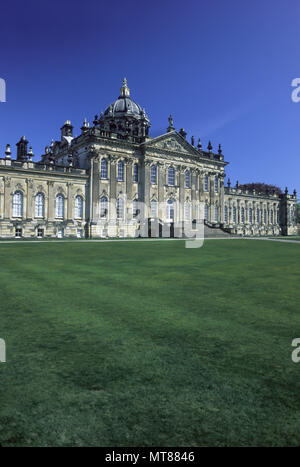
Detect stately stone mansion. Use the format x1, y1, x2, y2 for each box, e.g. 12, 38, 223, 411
0, 78, 298, 239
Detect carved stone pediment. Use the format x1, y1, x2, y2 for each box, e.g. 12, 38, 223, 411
142, 132, 198, 156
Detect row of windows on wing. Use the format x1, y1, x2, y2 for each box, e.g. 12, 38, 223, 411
99, 197, 192, 221
12, 191, 84, 219
221, 206, 281, 224
11, 190, 191, 221
100, 159, 219, 191
12, 191, 292, 224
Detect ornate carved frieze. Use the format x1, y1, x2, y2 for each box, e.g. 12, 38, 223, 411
3, 176, 11, 187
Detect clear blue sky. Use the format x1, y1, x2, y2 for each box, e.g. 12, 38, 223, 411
1, 0, 300, 195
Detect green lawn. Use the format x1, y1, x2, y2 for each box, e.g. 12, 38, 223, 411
268, 236, 300, 241
0, 239, 300, 447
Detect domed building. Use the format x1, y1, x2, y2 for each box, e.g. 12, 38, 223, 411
0, 78, 297, 239
99, 78, 150, 138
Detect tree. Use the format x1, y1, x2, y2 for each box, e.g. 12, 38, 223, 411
238, 183, 282, 195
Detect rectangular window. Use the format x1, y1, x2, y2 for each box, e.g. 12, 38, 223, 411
224, 206, 228, 223
185, 202, 191, 220
37, 228, 44, 238
151, 165, 157, 184
15, 228, 22, 238
204, 204, 209, 220
151, 200, 157, 218
133, 164, 138, 183
233, 207, 236, 223
168, 167, 175, 186
249, 209, 253, 224
101, 159, 108, 179
118, 162, 124, 181
185, 171, 190, 188
57, 228, 64, 238
214, 205, 218, 222
241, 208, 245, 223
56, 195, 64, 219
204, 175, 209, 192
214, 177, 219, 193
77, 229, 83, 238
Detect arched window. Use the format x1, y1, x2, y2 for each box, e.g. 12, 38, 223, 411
133, 163, 138, 183
35, 193, 45, 218
101, 159, 108, 179
233, 206, 237, 223
224, 205, 228, 223
241, 207, 245, 223
56, 194, 64, 218
264, 209, 267, 224
204, 175, 209, 192
185, 170, 190, 188
185, 201, 191, 220
249, 208, 253, 224
132, 199, 139, 218
100, 196, 108, 218
151, 165, 157, 184
117, 196, 124, 219
13, 191, 23, 217
151, 199, 157, 218
117, 161, 124, 181
214, 176, 219, 193
75, 195, 83, 219
168, 166, 175, 186
214, 204, 218, 222
270, 210, 274, 224
204, 203, 209, 221
166, 199, 175, 221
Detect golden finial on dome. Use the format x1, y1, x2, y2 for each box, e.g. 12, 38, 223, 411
120, 77, 130, 97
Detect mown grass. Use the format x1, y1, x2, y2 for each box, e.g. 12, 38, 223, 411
0, 239, 300, 446
268, 236, 300, 241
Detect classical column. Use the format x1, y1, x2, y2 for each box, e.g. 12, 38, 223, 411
158, 162, 165, 219
144, 160, 151, 217
26, 178, 34, 219
92, 158, 100, 221
209, 172, 215, 222
199, 170, 204, 196
179, 166, 185, 222
67, 182, 74, 220
4, 176, 11, 219
126, 159, 133, 201
191, 169, 197, 219
228, 198, 232, 224
237, 200, 240, 224
219, 174, 225, 223
109, 156, 117, 221
47, 181, 54, 220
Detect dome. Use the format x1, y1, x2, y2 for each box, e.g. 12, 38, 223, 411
103, 78, 148, 120
104, 96, 143, 117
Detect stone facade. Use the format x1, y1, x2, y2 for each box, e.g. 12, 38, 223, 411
0, 79, 298, 239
